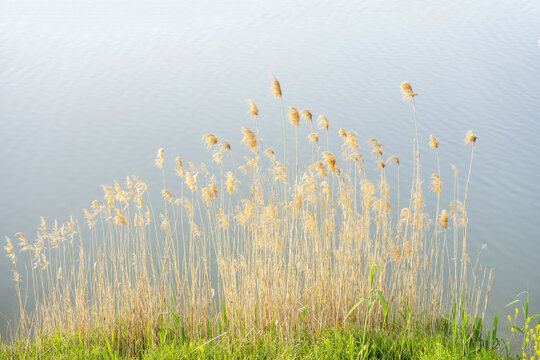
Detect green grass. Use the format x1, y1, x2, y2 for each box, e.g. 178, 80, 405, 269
1, 324, 508, 360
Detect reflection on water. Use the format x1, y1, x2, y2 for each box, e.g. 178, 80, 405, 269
1, 0, 539, 332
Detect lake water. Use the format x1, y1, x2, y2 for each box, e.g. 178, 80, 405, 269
1, 0, 539, 334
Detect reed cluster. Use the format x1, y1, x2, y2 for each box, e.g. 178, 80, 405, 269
4, 77, 493, 353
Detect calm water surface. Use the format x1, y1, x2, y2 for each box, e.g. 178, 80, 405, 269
1, 0, 539, 333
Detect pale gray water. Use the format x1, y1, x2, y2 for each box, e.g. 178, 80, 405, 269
1, 0, 539, 335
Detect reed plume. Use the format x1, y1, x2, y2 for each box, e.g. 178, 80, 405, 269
288, 107, 300, 127
4, 236, 16, 263
308, 133, 318, 145
300, 109, 312, 123
400, 81, 418, 99
241, 127, 258, 151
440, 210, 448, 229
202, 133, 218, 150
318, 114, 329, 151
269, 73, 282, 98
429, 135, 439, 149
430, 173, 442, 195
246, 99, 258, 116
247, 99, 259, 139
464, 130, 477, 145
155, 148, 164, 168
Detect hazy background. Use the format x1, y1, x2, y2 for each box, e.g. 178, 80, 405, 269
1, 0, 539, 333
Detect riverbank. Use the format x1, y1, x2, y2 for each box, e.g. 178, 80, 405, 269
1, 324, 509, 359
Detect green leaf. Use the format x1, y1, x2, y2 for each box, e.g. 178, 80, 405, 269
164, 301, 180, 327
369, 263, 376, 289
105, 336, 116, 360
344, 297, 367, 323
367, 298, 377, 315
492, 312, 499, 347
525, 293, 530, 318
509, 325, 524, 335
505, 299, 520, 308
375, 290, 387, 314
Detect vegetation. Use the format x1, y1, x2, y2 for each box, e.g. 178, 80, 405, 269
505, 292, 540, 360
1, 324, 505, 359
3, 75, 524, 358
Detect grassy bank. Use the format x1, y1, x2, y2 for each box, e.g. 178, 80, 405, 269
3, 75, 526, 358
1, 324, 506, 359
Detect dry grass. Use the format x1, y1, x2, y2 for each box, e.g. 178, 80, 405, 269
4, 77, 493, 352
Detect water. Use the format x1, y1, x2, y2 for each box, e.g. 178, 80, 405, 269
1, 0, 539, 334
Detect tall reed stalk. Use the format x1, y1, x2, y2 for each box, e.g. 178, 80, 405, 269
3, 78, 492, 353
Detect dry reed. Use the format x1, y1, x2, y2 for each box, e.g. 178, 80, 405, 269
4, 78, 492, 352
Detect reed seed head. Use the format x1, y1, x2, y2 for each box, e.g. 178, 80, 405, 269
209, 149, 222, 164
368, 138, 382, 148
155, 148, 164, 168
161, 189, 173, 203
300, 110, 312, 123
220, 141, 231, 152
429, 135, 439, 149
269, 73, 282, 98
4, 236, 16, 263
210, 183, 217, 198
317, 115, 329, 131
347, 151, 362, 164
239, 165, 249, 175
126, 176, 136, 197
313, 161, 327, 177
114, 209, 127, 226
39, 217, 47, 232
83, 208, 96, 229
288, 107, 300, 127
430, 173, 442, 195
345, 131, 359, 149
241, 127, 258, 150
440, 210, 449, 229
246, 99, 258, 116
322, 151, 337, 173
386, 155, 399, 166
308, 133, 319, 145
185, 172, 198, 192
245, 156, 258, 169
202, 133, 218, 150
225, 171, 237, 194
404, 241, 412, 257
273, 165, 288, 183
264, 148, 275, 163
202, 188, 214, 204
465, 130, 477, 145
400, 82, 418, 99
369, 139, 383, 157
16, 232, 32, 252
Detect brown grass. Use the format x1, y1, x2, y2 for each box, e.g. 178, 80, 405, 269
4, 78, 492, 351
